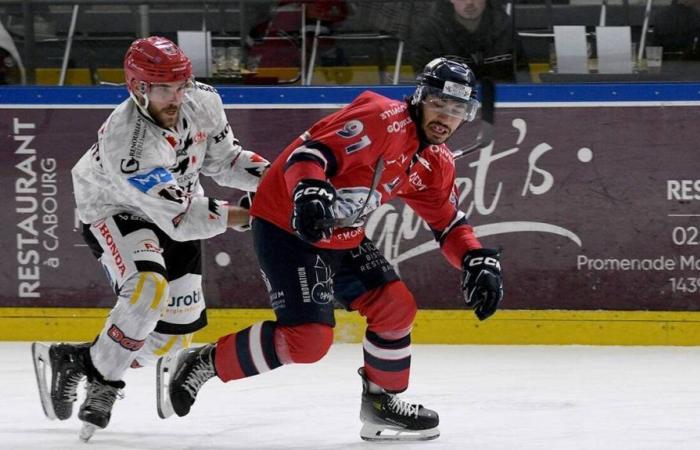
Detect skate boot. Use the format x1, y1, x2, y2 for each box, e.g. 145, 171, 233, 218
156, 344, 216, 419
77, 370, 125, 442
358, 368, 440, 441
31, 342, 90, 420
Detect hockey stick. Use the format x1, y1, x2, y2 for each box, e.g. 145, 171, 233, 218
450, 78, 496, 161
318, 158, 385, 229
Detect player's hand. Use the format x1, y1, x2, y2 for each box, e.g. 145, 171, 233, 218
231, 192, 253, 232
291, 179, 336, 243
461, 248, 503, 321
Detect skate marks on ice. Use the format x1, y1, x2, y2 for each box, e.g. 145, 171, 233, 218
4, 342, 700, 449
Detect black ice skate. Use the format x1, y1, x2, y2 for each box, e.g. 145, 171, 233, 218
31, 342, 89, 421
77, 371, 125, 442
156, 344, 216, 419
358, 368, 440, 441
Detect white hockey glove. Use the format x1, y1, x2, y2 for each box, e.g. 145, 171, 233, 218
231, 192, 253, 232
461, 248, 503, 321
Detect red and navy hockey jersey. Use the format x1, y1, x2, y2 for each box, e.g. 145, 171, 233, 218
250, 90, 481, 268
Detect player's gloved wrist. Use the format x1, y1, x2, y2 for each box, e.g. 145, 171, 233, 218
291, 179, 336, 243
461, 248, 503, 321
231, 192, 253, 232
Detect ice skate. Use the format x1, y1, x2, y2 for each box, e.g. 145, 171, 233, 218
77, 373, 125, 442
31, 342, 89, 420
157, 344, 216, 419
358, 368, 440, 441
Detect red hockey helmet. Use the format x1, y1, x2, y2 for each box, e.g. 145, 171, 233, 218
124, 36, 192, 90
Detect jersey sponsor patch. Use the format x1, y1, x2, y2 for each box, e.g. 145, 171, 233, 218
128, 167, 174, 193
107, 324, 145, 351
120, 157, 140, 174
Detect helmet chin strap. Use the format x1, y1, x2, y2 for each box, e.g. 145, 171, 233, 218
407, 98, 430, 147
129, 80, 164, 124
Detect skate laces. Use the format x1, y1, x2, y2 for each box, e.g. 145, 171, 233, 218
387, 395, 420, 419
84, 382, 123, 414
182, 350, 216, 399
61, 371, 84, 402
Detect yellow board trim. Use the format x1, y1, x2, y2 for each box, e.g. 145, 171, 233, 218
2, 308, 700, 345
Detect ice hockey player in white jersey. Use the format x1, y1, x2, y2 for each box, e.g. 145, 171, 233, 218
31, 36, 269, 442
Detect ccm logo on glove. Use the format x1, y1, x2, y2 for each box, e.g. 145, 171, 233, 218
293, 185, 335, 203
465, 255, 501, 270
291, 179, 337, 243
461, 248, 504, 321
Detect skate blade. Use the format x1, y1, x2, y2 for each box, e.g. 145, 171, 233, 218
79, 422, 98, 442
156, 353, 177, 419
360, 423, 440, 441
31, 342, 57, 420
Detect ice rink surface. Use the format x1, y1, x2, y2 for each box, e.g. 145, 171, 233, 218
3, 342, 700, 450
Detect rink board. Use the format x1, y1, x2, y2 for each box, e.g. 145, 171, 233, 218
1, 84, 700, 344
3, 307, 700, 345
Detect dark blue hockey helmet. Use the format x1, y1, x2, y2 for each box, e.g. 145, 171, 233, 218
412, 56, 480, 122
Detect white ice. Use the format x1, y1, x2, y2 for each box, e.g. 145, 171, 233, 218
3, 342, 700, 450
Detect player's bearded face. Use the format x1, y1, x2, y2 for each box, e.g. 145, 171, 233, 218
140, 80, 192, 128
420, 97, 465, 144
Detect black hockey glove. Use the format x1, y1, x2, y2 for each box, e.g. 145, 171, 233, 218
461, 248, 503, 321
291, 179, 337, 243
231, 192, 253, 232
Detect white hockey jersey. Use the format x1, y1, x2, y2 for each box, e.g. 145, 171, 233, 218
72, 82, 267, 242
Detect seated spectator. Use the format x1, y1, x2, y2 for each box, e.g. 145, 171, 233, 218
652, 0, 700, 60
411, 0, 522, 81
244, 0, 349, 78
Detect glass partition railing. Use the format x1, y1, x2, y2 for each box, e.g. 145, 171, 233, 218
0, 0, 698, 86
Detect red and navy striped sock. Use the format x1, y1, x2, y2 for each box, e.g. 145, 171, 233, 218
214, 321, 282, 382
362, 329, 411, 393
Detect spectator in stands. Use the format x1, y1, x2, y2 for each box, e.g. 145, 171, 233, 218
411, 0, 521, 81
652, 0, 700, 60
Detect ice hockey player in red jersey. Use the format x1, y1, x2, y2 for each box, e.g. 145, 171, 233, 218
156, 56, 504, 441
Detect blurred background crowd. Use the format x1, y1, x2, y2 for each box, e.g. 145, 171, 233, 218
1, 0, 698, 86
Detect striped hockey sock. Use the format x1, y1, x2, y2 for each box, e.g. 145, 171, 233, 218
214, 321, 282, 382
362, 329, 411, 393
